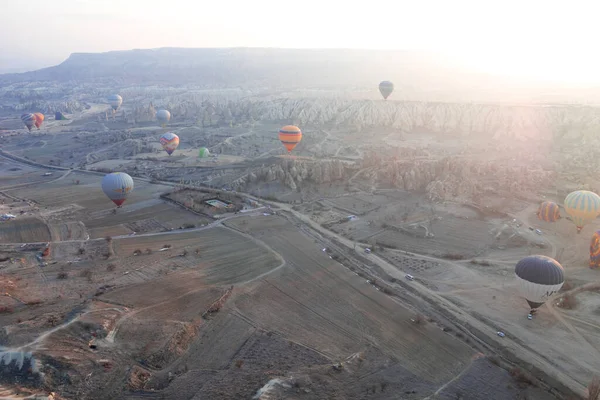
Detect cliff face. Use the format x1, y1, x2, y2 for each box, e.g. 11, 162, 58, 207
229, 153, 554, 204
233, 159, 352, 192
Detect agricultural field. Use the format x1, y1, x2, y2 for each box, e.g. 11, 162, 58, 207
0, 160, 48, 189
0, 217, 51, 243
370, 215, 496, 258
111, 226, 282, 286
310, 190, 542, 259
324, 194, 380, 215
85, 202, 213, 238
9, 172, 171, 210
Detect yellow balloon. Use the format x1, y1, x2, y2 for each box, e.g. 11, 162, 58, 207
564, 190, 600, 233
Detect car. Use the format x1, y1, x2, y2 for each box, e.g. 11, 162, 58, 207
497, 331, 505, 337
405, 274, 414, 281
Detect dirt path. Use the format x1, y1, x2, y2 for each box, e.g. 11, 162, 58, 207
422, 356, 478, 400
0, 169, 72, 192
545, 300, 600, 359
11, 307, 127, 352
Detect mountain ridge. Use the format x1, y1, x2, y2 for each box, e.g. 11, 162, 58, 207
1, 47, 599, 103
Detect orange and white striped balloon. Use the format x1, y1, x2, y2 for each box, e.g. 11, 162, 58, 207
278, 125, 302, 153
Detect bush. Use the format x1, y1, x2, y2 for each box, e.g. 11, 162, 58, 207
107, 264, 116, 271
235, 359, 244, 368
412, 314, 425, 324
557, 293, 578, 309
560, 280, 573, 292
0, 306, 14, 314
105, 236, 112, 242
57, 272, 68, 280
509, 367, 534, 386
443, 253, 465, 260
133, 249, 142, 256
145, 248, 152, 254
488, 355, 501, 366
77, 248, 85, 255
588, 376, 600, 400
182, 223, 195, 229
80, 269, 93, 279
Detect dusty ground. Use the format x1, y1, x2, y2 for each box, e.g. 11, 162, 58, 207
1, 177, 556, 399
295, 189, 600, 396
0, 124, 593, 400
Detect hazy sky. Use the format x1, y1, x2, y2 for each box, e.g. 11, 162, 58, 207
2, 0, 599, 82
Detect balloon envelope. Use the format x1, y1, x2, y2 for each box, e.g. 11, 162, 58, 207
33, 113, 44, 129
159, 132, 180, 155
20, 113, 36, 131
515, 255, 564, 309
101, 172, 134, 207
156, 109, 171, 127
198, 147, 210, 158
55, 111, 67, 120
379, 81, 394, 100
107, 94, 123, 111
590, 231, 600, 269
537, 201, 560, 222
564, 190, 600, 233
278, 125, 302, 153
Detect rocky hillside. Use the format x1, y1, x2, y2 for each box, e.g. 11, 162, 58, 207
99, 96, 600, 144
230, 153, 554, 204
234, 159, 353, 192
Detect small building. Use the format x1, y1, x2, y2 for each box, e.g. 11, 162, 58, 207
205, 199, 231, 209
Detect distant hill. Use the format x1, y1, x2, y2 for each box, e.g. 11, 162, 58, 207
1, 47, 599, 103
0, 48, 463, 87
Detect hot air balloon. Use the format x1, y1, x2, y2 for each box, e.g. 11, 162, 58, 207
101, 172, 134, 208
33, 113, 44, 130
21, 114, 36, 131
515, 255, 564, 312
55, 111, 67, 120
379, 81, 394, 100
537, 201, 560, 223
156, 109, 171, 127
107, 94, 123, 112
564, 190, 600, 233
159, 132, 179, 156
590, 231, 600, 269
278, 125, 302, 154
198, 147, 210, 158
